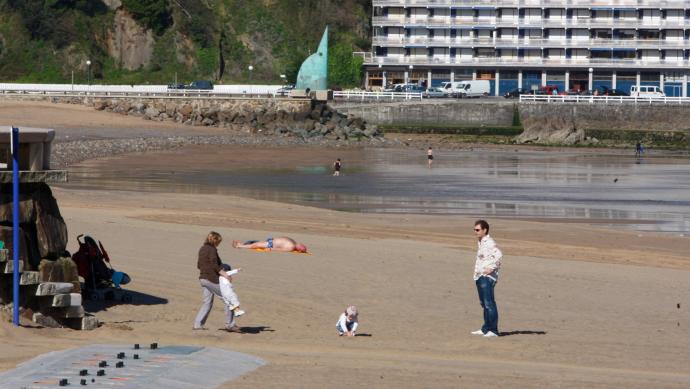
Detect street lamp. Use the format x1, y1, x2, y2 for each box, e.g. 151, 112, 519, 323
86, 60, 92, 86
248, 65, 254, 84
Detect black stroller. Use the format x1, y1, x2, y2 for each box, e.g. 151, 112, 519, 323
72, 234, 132, 302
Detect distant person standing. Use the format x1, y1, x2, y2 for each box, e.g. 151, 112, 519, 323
470, 220, 503, 338
333, 158, 342, 176
427, 147, 434, 168
635, 141, 644, 157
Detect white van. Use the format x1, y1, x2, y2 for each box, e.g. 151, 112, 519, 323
440, 81, 463, 97
630, 85, 665, 97
455, 80, 491, 98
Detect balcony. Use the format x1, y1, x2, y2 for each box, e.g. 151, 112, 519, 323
373, 36, 690, 50
373, 0, 690, 8
363, 55, 689, 69
372, 16, 690, 29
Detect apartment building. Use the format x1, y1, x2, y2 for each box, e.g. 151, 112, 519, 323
364, 0, 690, 96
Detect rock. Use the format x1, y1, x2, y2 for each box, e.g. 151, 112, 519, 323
0, 226, 31, 270
35, 282, 74, 296
144, 106, 160, 119
516, 115, 584, 145
20, 271, 41, 285
202, 118, 215, 126
51, 293, 83, 307
179, 104, 193, 116
93, 100, 108, 111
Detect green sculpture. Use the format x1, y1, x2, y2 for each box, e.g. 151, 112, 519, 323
296, 26, 328, 91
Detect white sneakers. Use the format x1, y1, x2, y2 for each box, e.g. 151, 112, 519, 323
471, 329, 499, 337
233, 309, 245, 317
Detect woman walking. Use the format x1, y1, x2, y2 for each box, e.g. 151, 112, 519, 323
193, 231, 240, 332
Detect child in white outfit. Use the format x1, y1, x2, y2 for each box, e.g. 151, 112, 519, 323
219, 264, 245, 317
336, 305, 358, 336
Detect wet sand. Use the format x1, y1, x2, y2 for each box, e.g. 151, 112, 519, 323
0, 101, 689, 388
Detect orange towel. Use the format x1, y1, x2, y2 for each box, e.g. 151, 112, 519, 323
250, 248, 311, 255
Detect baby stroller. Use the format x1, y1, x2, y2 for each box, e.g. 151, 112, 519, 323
72, 234, 133, 302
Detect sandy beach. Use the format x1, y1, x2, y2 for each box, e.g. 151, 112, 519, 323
0, 100, 689, 388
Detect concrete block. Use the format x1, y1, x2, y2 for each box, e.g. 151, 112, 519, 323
81, 315, 99, 331
43, 305, 85, 319
33, 312, 61, 328
35, 282, 73, 296
0, 249, 7, 262
3, 260, 23, 273
51, 293, 82, 307
20, 271, 40, 285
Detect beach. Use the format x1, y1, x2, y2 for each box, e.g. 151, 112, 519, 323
0, 100, 689, 388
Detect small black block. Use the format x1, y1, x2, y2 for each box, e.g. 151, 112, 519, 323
133, 354, 139, 360
117, 352, 125, 359
59, 378, 69, 386
98, 361, 107, 368
150, 342, 158, 350
97, 369, 105, 376
134, 344, 140, 349
81, 378, 87, 386
116, 361, 125, 368
79, 369, 88, 376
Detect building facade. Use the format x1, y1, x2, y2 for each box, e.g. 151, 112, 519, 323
364, 0, 690, 96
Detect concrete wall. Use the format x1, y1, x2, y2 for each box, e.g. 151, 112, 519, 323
336, 100, 516, 127
518, 103, 690, 132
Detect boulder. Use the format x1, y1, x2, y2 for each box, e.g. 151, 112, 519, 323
516, 115, 584, 145
144, 106, 160, 119
179, 104, 193, 116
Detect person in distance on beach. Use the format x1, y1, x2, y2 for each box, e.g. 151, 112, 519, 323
194, 232, 241, 332
336, 305, 359, 337
427, 147, 434, 168
470, 220, 503, 338
232, 236, 307, 253
333, 158, 342, 176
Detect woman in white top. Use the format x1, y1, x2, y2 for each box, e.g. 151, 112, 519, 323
336, 305, 359, 336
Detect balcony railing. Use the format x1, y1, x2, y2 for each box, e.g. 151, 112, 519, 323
364, 55, 689, 68
373, 0, 690, 8
373, 36, 690, 49
373, 16, 690, 29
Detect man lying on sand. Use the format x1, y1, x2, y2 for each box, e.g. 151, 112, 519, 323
232, 236, 308, 253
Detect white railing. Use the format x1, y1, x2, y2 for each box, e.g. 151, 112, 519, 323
520, 94, 690, 104
373, 0, 690, 8
0, 83, 284, 97
334, 91, 424, 101
365, 55, 688, 68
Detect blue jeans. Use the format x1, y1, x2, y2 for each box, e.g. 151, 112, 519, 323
476, 276, 499, 334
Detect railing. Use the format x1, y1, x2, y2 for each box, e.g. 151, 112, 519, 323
373, 16, 688, 29
364, 56, 688, 68
0, 83, 288, 99
520, 94, 690, 104
373, 0, 690, 7
373, 36, 690, 49
333, 91, 424, 101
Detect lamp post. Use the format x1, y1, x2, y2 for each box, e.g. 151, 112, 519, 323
248, 65, 254, 84
86, 60, 92, 86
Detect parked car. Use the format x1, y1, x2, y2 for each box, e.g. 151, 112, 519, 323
453, 80, 491, 98
602, 88, 629, 96
275, 84, 295, 96
423, 87, 446, 98
187, 80, 214, 90
503, 88, 528, 99
167, 83, 186, 90
630, 85, 664, 97
403, 85, 425, 93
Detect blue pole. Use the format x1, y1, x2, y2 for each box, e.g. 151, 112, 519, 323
12, 127, 19, 326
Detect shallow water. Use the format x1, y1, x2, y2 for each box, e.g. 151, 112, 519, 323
61, 147, 690, 234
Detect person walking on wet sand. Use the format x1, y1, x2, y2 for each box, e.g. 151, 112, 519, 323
194, 231, 240, 333
333, 158, 342, 176
427, 147, 434, 168
470, 220, 503, 338
635, 141, 644, 157
232, 236, 308, 253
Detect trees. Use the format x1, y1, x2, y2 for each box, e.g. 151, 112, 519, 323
121, 0, 172, 35
328, 40, 363, 89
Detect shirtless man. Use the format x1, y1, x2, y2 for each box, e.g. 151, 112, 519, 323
232, 236, 308, 253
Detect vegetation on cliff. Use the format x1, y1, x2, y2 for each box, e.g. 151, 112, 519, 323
0, 0, 370, 86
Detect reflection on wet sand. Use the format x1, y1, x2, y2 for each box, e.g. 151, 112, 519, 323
60, 146, 690, 234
